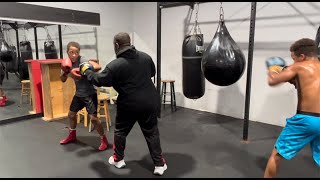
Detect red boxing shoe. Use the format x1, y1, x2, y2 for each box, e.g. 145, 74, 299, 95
2, 95, 7, 102
0, 99, 5, 107
60, 129, 76, 144
98, 135, 108, 151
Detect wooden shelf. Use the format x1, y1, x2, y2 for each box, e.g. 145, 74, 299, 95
39, 59, 75, 121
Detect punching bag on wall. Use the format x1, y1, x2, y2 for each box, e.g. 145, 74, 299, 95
11, 45, 18, 72
315, 25, 320, 59
44, 40, 58, 59
19, 41, 33, 80
201, 19, 246, 86
6, 45, 18, 73
182, 34, 205, 99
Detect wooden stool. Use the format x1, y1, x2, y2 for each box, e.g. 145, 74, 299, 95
160, 80, 176, 111
77, 95, 112, 132
20, 80, 31, 105
88, 88, 112, 132
77, 108, 88, 127
109, 87, 118, 105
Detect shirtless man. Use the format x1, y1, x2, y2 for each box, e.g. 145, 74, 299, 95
264, 38, 320, 178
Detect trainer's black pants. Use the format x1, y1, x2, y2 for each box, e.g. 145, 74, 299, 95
113, 109, 165, 166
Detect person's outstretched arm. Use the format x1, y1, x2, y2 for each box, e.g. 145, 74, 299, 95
88, 59, 102, 72
268, 65, 297, 86
80, 63, 113, 87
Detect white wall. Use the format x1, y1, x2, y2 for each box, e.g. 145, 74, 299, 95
5, 2, 319, 127
17, 2, 133, 68
132, 2, 157, 63
132, 2, 320, 127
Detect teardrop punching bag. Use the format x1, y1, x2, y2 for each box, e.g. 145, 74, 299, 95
201, 20, 246, 86
182, 34, 205, 99
0, 38, 13, 63
315, 25, 320, 59
19, 41, 33, 80
44, 40, 58, 59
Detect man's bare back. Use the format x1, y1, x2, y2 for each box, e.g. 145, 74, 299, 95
288, 59, 320, 113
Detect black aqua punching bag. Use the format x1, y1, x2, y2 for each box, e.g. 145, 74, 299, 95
182, 34, 205, 99
0, 37, 13, 63
315, 25, 320, 59
19, 41, 33, 80
202, 20, 246, 86
44, 40, 58, 59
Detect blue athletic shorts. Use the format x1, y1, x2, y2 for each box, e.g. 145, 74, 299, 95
275, 111, 320, 166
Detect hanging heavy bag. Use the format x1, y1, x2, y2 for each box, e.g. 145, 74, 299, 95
182, 34, 205, 99
182, 3, 205, 99
201, 12, 246, 86
10, 45, 18, 73
44, 40, 58, 59
6, 45, 17, 73
315, 25, 320, 59
19, 41, 33, 80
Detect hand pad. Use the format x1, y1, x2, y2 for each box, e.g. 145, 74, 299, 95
79, 62, 94, 76
266, 57, 286, 73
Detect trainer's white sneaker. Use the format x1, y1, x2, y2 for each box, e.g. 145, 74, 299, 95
153, 163, 167, 176
108, 155, 126, 168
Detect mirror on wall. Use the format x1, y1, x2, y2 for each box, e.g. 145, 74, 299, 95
0, 20, 98, 122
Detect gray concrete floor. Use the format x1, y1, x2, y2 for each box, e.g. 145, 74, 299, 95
0, 104, 318, 178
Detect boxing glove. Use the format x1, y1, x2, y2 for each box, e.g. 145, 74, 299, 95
61, 58, 72, 75
265, 57, 287, 73
79, 62, 94, 76
70, 68, 82, 80
88, 59, 101, 72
